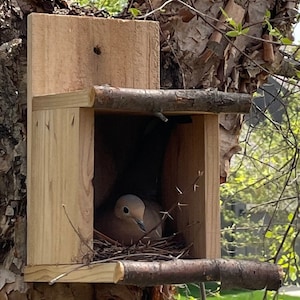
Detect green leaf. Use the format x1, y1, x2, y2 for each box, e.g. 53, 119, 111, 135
253, 91, 264, 98
228, 18, 237, 28
288, 265, 297, 281
237, 23, 242, 31
265, 231, 273, 238
129, 8, 141, 17
220, 7, 229, 19
269, 27, 282, 38
265, 9, 271, 19
76, 0, 128, 15
280, 37, 293, 45
226, 30, 239, 37
266, 20, 273, 32
241, 27, 249, 35
287, 212, 294, 222
220, 7, 237, 28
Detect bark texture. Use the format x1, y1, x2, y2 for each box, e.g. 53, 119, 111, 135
93, 85, 252, 114
118, 259, 283, 291
0, 0, 28, 298
145, 0, 298, 181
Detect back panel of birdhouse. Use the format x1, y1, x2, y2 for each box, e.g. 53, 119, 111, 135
27, 13, 160, 265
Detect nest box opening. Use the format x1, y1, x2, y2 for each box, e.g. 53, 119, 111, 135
93, 114, 184, 252
92, 112, 220, 260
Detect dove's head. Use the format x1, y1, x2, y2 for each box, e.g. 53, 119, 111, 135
114, 194, 146, 232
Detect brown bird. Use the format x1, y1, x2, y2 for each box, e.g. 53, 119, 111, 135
95, 194, 162, 245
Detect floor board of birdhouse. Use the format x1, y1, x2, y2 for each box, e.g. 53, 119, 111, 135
24, 262, 122, 283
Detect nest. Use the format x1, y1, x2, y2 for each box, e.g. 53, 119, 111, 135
92, 198, 195, 263
93, 233, 191, 262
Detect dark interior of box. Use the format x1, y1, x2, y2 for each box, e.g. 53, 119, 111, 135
93, 113, 193, 242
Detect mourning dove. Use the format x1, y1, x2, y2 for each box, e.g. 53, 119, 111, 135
95, 194, 163, 245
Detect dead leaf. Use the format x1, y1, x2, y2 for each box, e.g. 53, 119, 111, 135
178, 8, 195, 23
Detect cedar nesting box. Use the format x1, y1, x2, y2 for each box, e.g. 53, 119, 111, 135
25, 13, 224, 283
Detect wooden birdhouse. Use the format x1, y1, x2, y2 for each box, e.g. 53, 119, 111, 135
24, 13, 251, 283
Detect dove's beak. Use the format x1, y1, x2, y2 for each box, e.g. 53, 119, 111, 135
135, 219, 146, 232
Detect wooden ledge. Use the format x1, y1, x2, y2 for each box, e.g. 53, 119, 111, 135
32, 89, 95, 111
32, 86, 252, 114
24, 262, 123, 284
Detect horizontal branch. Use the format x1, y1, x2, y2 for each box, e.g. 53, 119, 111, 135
24, 259, 282, 290
116, 259, 282, 290
94, 85, 252, 114
32, 86, 252, 114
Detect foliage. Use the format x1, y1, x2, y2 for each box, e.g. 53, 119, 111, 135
220, 7, 249, 37
217, 5, 299, 286
176, 285, 300, 300
75, 0, 128, 15
264, 10, 293, 45
221, 7, 293, 44
221, 85, 300, 284
128, 7, 141, 18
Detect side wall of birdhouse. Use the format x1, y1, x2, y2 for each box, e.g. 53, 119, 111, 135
29, 107, 94, 265
162, 114, 221, 258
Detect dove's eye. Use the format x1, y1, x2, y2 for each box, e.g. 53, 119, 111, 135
123, 206, 129, 214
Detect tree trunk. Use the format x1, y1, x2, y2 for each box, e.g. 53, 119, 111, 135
0, 0, 297, 299
0, 0, 28, 298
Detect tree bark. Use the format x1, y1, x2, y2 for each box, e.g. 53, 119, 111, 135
0, 0, 27, 295
117, 259, 283, 291
93, 86, 251, 114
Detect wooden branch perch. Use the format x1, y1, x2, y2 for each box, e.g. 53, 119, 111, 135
32, 85, 252, 114
94, 85, 252, 114
24, 259, 282, 291
115, 259, 282, 291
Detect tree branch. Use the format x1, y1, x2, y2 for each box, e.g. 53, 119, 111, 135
116, 259, 283, 291
94, 85, 252, 114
